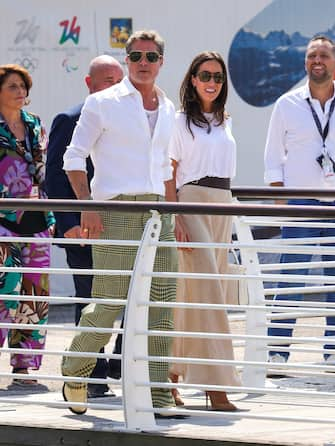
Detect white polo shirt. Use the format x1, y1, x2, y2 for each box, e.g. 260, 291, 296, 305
169, 111, 236, 190
63, 77, 175, 200
264, 82, 335, 187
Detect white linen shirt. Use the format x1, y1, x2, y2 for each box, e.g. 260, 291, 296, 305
169, 112, 236, 189
264, 82, 335, 187
63, 77, 175, 200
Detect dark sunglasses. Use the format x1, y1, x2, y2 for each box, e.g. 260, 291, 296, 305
127, 51, 161, 63
196, 71, 226, 84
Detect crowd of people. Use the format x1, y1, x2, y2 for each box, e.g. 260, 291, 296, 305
0, 28, 335, 417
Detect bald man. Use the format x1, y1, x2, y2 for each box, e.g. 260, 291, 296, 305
45, 55, 124, 397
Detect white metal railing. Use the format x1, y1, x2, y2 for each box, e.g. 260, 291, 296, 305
1, 198, 335, 431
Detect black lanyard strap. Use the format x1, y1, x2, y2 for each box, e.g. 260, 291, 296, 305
306, 97, 335, 147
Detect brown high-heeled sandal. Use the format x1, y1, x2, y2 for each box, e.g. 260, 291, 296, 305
169, 373, 185, 406
205, 391, 237, 411
171, 387, 185, 406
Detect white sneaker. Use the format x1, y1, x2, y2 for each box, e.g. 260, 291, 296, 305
268, 354, 287, 364
324, 354, 335, 365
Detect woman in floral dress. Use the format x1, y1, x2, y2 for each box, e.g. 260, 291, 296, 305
0, 64, 55, 386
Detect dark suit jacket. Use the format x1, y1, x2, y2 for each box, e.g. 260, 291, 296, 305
45, 103, 94, 237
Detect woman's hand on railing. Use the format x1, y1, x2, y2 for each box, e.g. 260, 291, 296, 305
48, 224, 55, 237
175, 215, 193, 251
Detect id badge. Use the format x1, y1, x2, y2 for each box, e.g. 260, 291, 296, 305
322, 154, 335, 177
29, 185, 39, 199
317, 153, 335, 178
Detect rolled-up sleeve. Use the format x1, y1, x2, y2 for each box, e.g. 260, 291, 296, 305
162, 157, 173, 181
168, 117, 182, 163
63, 95, 102, 172
264, 101, 286, 184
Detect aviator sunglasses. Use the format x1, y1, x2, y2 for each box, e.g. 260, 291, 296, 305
127, 51, 162, 63
196, 70, 226, 84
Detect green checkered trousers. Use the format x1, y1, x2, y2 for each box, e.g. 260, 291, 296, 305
62, 194, 178, 408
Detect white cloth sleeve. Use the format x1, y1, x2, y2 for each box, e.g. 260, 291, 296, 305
63, 95, 103, 172
264, 102, 286, 184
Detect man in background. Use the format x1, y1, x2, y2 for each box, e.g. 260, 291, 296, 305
46, 55, 124, 397
264, 35, 335, 366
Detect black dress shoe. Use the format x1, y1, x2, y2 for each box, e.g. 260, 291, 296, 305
108, 359, 121, 380
266, 373, 290, 379
87, 384, 115, 398
154, 412, 189, 419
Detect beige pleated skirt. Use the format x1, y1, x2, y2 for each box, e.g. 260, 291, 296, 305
170, 185, 241, 387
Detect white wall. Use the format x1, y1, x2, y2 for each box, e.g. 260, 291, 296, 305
0, 0, 272, 186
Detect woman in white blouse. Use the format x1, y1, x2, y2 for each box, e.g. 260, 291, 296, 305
166, 51, 241, 411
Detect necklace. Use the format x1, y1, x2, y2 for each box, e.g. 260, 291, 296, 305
144, 91, 158, 111
204, 112, 214, 123
1, 113, 22, 128
149, 92, 158, 106
7, 120, 25, 142
9, 121, 22, 130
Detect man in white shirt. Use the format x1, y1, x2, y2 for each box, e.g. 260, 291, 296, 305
264, 35, 335, 366
61, 30, 179, 417
46, 55, 124, 399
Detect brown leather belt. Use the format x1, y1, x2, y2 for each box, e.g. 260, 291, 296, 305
184, 176, 231, 190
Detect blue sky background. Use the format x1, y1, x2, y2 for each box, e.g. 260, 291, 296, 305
247, 0, 335, 35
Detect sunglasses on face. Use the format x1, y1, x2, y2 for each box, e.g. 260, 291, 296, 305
127, 51, 161, 63
196, 71, 226, 84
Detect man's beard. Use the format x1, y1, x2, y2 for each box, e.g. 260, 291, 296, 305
309, 70, 332, 84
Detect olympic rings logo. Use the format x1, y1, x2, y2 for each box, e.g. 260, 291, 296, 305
14, 56, 38, 72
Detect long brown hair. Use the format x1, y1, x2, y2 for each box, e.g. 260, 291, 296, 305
180, 51, 228, 137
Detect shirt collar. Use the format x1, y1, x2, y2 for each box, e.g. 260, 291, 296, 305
116, 76, 167, 101
301, 81, 335, 101
116, 76, 137, 96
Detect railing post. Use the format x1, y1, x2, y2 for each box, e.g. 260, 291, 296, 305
234, 215, 267, 387
122, 211, 161, 431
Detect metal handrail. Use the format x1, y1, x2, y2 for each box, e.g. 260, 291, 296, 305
1, 193, 335, 430
0, 194, 335, 217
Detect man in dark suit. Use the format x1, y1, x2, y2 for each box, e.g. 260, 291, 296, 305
46, 55, 124, 397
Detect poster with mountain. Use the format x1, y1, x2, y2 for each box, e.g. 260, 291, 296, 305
228, 0, 335, 107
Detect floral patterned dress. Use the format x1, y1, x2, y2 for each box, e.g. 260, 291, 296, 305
0, 110, 55, 371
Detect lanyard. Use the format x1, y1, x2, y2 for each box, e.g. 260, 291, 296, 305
306, 97, 335, 149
